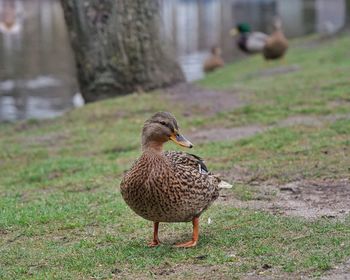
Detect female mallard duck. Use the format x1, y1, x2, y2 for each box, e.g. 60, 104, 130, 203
263, 18, 288, 60
230, 18, 288, 60
120, 112, 231, 248
203, 46, 225, 73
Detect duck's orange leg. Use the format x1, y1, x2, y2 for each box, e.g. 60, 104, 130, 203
175, 217, 199, 248
148, 222, 161, 247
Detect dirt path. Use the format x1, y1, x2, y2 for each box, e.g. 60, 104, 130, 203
165, 83, 243, 117
218, 178, 350, 220
190, 125, 266, 143
321, 259, 350, 280
189, 112, 350, 144
244, 64, 301, 79
165, 64, 303, 118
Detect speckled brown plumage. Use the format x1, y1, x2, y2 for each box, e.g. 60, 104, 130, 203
203, 47, 224, 73
263, 19, 288, 60
121, 150, 220, 223
120, 112, 224, 247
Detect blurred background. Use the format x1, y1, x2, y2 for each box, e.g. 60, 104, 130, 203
0, 0, 348, 122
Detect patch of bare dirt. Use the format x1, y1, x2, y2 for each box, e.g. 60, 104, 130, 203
277, 115, 324, 127
277, 113, 350, 128
0, 228, 8, 235
218, 178, 350, 220
274, 178, 350, 219
22, 131, 68, 147
14, 119, 53, 132
321, 259, 350, 280
218, 185, 276, 212
153, 263, 230, 280
166, 83, 243, 117
87, 110, 129, 123
112, 259, 307, 280
247, 65, 301, 79
112, 263, 231, 280
190, 125, 266, 143
241, 267, 308, 280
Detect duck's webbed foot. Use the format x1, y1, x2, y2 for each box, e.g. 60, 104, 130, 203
175, 217, 199, 248
148, 239, 161, 247
175, 239, 197, 248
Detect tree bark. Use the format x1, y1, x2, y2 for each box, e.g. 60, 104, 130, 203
344, 0, 350, 30
60, 0, 184, 102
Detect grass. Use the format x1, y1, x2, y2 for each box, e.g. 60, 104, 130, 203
1, 34, 350, 279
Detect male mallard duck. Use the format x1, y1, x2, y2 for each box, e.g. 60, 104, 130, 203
120, 112, 231, 248
230, 18, 288, 60
230, 23, 268, 54
263, 18, 288, 60
203, 46, 225, 73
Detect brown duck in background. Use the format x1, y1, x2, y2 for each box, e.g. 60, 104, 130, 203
263, 18, 288, 60
203, 46, 224, 73
120, 112, 231, 248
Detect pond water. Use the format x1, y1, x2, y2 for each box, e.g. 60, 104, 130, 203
0, 0, 347, 121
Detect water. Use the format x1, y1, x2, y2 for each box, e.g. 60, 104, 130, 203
0, 0, 347, 121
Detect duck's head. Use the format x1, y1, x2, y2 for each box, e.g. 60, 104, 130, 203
142, 112, 193, 151
273, 17, 283, 30
211, 46, 222, 56
230, 23, 251, 36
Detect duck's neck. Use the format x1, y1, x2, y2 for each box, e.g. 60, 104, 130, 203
141, 141, 164, 154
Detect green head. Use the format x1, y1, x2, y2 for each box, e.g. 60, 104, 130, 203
236, 23, 251, 34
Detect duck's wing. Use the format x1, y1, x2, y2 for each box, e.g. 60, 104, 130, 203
164, 151, 209, 174
164, 151, 219, 192
163, 151, 220, 217
164, 151, 233, 189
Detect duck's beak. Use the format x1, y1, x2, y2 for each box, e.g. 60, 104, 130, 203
229, 28, 238, 36
170, 131, 193, 148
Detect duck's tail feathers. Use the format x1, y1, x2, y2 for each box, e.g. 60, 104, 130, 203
218, 180, 233, 189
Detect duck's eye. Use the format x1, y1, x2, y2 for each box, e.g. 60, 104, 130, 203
159, 121, 167, 126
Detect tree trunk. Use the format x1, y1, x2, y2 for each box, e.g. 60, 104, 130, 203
60, 0, 184, 102
344, 0, 350, 30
